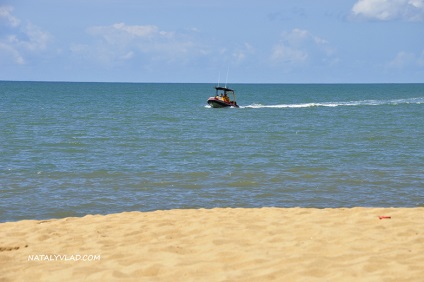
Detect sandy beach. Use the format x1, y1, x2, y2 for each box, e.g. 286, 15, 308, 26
1, 207, 423, 281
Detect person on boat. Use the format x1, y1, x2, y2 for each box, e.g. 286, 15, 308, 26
223, 93, 230, 103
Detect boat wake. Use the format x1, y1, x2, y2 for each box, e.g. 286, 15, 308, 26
241, 97, 424, 109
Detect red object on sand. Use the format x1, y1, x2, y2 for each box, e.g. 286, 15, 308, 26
378, 216, 391, 220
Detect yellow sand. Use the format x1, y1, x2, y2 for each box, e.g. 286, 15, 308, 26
1, 208, 423, 281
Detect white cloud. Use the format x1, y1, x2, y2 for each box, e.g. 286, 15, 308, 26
0, 6, 20, 27
352, 0, 424, 21
231, 43, 255, 64
419, 50, 424, 66
76, 23, 261, 69
270, 29, 335, 66
88, 23, 161, 45
0, 5, 50, 65
387, 50, 424, 68
0, 42, 24, 64
270, 44, 308, 65
76, 22, 208, 66
15, 23, 50, 51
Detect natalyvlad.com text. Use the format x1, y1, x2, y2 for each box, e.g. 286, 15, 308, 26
28, 254, 101, 262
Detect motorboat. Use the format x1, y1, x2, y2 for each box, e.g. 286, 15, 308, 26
207, 86, 239, 108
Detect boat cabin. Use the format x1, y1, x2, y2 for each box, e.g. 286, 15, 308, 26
207, 86, 239, 108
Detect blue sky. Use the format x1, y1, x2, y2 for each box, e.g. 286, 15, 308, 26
1, 0, 423, 83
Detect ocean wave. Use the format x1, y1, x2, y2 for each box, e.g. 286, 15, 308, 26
241, 97, 424, 109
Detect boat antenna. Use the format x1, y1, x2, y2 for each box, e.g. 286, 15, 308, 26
217, 72, 221, 87
225, 65, 229, 88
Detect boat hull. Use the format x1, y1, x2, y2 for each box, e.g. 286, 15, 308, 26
207, 97, 239, 108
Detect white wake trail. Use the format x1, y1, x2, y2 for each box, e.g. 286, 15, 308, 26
241, 97, 424, 109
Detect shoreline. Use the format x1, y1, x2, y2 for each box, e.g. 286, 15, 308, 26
1, 207, 423, 281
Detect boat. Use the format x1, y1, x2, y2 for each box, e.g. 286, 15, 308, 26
207, 86, 239, 108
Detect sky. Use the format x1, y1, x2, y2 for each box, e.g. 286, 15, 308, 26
0, 0, 423, 83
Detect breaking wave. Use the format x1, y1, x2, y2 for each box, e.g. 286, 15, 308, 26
242, 97, 424, 109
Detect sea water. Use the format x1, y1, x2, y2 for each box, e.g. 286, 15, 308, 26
1, 81, 423, 222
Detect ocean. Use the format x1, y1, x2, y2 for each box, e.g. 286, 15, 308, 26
1, 81, 423, 222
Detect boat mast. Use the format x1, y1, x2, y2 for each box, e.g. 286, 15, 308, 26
225, 66, 229, 88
